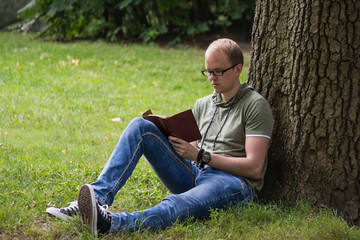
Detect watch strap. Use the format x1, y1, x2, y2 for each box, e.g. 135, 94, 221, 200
196, 148, 205, 167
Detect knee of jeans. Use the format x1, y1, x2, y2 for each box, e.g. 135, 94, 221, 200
129, 117, 152, 129
130, 117, 145, 125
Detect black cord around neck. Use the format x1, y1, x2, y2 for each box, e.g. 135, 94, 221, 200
200, 103, 233, 151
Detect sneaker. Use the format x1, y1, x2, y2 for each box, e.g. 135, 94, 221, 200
46, 200, 109, 221
46, 201, 79, 220
78, 184, 112, 236
96, 200, 112, 234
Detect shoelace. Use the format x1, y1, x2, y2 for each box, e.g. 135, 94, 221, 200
60, 204, 79, 216
98, 203, 112, 222
60, 201, 109, 216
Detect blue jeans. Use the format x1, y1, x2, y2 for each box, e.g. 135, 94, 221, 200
91, 118, 253, 233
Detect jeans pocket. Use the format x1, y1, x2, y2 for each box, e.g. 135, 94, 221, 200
199, 166, 210, 175
233, 177, 253, 203
194, 166, 211, 185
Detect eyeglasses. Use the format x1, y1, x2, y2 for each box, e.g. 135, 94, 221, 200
201, 63, 239, 76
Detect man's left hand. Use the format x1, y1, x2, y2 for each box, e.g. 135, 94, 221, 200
168, 136, 198, 161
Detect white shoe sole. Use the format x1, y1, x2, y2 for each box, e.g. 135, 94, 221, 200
45, 207, 72, 220
78, 184, 98, 236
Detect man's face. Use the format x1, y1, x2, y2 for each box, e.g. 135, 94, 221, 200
204, 50, 241, 96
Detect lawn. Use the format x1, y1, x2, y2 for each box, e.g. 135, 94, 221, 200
0, 33, 359, 239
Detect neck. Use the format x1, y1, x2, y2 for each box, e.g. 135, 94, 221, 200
221, 82, 242, 102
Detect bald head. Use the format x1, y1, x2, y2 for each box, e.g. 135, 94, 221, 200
205, 38, 244, 66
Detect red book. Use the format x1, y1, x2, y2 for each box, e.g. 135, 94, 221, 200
142, 109, 202, 142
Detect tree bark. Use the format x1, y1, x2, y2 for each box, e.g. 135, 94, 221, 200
248, 0, 360, 225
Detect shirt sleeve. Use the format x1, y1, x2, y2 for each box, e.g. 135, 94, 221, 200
245, 98, 274, 139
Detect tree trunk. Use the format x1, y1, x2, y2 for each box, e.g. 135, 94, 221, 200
248, 0, 360, 225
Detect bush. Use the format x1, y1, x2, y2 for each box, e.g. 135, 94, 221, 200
17, 0, 255, 42
0, 0, 28, 30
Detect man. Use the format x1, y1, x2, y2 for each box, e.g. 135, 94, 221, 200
46, 38, 274, 236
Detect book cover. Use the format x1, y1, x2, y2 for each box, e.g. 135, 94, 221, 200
142, 109, 202, 142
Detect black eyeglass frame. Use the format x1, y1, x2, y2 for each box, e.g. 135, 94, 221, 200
201, 63, 239, 76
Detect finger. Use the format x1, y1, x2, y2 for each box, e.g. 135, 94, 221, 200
169, 136, 184, 143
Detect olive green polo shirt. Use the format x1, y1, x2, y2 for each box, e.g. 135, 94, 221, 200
193, 83, 274, 196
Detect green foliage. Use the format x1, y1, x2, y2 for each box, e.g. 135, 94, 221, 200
0, 0, 28, 30
1, 33, 358, 239
16, 0, 255, 42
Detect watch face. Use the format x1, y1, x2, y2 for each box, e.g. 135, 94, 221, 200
203, 152, 211, 163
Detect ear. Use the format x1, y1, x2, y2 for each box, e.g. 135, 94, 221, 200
235, 64, 243, 74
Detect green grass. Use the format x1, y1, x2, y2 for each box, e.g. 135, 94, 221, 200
0, 33, 359, 239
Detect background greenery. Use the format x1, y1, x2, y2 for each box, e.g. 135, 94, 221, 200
0, 0, 28, 30
1, 33, 359, 239
14, 0, 254, 43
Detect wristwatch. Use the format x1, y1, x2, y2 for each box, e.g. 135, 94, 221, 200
200, 151, 211, 168
202, 151, 211, 164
